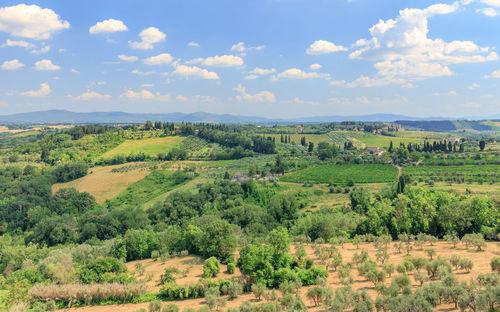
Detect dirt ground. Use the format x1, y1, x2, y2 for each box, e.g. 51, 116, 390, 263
59, 241, 500, 312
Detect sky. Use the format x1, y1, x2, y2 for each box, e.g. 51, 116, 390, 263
0, 0, 499, 118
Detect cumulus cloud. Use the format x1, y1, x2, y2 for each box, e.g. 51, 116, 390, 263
230, 42, 265, 55
131, 69, 156, 76
476, 7, 499, 16
30, 45, 50, 54
129, 27, 166, 50
2, 59, 24, 70
34, 59, 60, 71
143, 53, 173, 65
21, 82, 51, 96
306, 40, 347, 55
176, 95, 214, 103
74, 91, 111, 100
188, 41, 200, 47
485, 68, 500, 78
468, 83, 480, 89
172, 65, 219, 79
118, 54, 138, 62
233, 84, 276, 103
482, 0, 500, 7
1, 39, 34, 49
249, 67, 276, 75
0, 4, 69, 40
339, 2, 497, 87
278, 68, 330, 80
121, 89, 171, 101
89, 19, 127, 34
309, 64, 322, 70
203, 55, 244, 67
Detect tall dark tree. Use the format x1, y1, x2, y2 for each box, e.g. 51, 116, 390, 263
479, 140, 486, 151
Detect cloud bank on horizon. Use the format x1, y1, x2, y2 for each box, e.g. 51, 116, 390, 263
0, 0, 499, 118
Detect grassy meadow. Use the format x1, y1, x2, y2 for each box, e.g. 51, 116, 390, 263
101, 136, 185, 159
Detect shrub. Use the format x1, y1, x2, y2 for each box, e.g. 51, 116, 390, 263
149, 300, 163, 312
77, 257, 126, 284
203, 257, 221, 278
251, 282, 267, 300
490, 257, 500, 273
459, 258, 473, 273
162, 304, 179, 312
30, 283, 146, 305
227, 263, 235, 275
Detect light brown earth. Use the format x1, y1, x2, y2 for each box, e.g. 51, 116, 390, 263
59, 241, 500, 312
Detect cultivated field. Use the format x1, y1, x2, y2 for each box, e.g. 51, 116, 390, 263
281, 164, 398, 185
52, 163, 152, 203
101, 137, 185, 159
404, 164, 500, 183
60, 241, 500, 312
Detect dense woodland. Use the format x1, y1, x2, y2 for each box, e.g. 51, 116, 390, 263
0, 121, 498, 312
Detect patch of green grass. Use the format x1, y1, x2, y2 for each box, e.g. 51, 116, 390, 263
403, 165, 500, 183
281, 164, 398, 185
101, 136, 185, 159
350, 132, 426, 149
104, 170, 190, 209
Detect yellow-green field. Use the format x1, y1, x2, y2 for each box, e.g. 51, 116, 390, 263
264, 133, 333, 145
349, 132, 428, 149
101, 136, 185, 158
52, 163, 152, 203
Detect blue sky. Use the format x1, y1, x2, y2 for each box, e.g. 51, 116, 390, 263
0, 0, 499, 118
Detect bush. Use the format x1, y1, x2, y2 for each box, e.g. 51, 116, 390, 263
251, 282, 267, 300
30, 283, 146, 305
227, 263, 235, 274
149, 300, 163, 312
78, 257, 126, 284
490, 257, 500, 273
203, 257, 221, 278
162, 304, 179, 312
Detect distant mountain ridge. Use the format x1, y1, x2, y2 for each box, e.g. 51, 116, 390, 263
0, 110, 498, 124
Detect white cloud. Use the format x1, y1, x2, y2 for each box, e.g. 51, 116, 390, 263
71, 69, 79, 73
188, 41, 200, 47
278, 68, 330, 80
118, 54, 138, 62
21, 82, 51, 96
2, 59, 24, 70
141, 84, 154, 88
121, 89, 171, 101
432, 90, 458, 96
0, 4, 69, 40
342, 2, 497, 87
89, 19, 127, 34
34, 59, 60, 71
482, 0, 500, 7
74, 91, 111, 100
282, 97, 319, 106
1, 39, 34, 49
230, 42, 265, 55
485, 68, 500, 78
468, 83, 480, 89
249, 67, 276, 75
476, 7, 499, 16
244, 75, 259, 80
176, 95, 214, 103
131, 69, 156, 76
172, 65, 219, 79
30, 45, 50, 55
233, 84, 276, 103
309, 64, 322, 70
203, 55, 244, 67
306, 40, 347, 55
329, 80, 346, 87
129, 27, 166, 50
143, 53, 173, 65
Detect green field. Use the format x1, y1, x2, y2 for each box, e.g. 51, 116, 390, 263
403, 164, 500, 183
103, 169, 189, 209
349, 132, 427, 149
281, 164, 398, 185
101, 136, 185, 158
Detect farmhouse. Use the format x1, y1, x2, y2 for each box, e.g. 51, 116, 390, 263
366, 146, 386, 156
